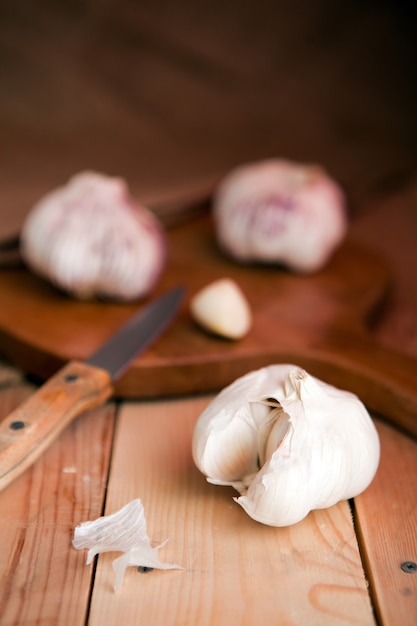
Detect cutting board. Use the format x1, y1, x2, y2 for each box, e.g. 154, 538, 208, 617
0, 212, 416, 437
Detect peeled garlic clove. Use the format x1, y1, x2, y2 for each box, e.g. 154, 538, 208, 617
20, 171, 166, 301
190, 278, 252, 339
192, 365, 380, 527
213, 159, 347, 273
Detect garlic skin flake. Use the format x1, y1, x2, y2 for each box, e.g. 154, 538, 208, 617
21, 171, 166, 301
192, 365, 380, 527
190, 278, 252, 339
213, 159, 347, 273
73, 499, 183, 591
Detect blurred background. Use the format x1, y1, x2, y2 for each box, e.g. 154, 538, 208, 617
0, 0, 416, 359
0, 0, 416, 234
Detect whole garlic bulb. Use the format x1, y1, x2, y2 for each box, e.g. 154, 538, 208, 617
20, 171, 166, 301
192, 365, 380, 527
213, 159, 347, 273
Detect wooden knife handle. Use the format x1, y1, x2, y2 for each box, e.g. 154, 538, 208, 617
0, 360, 113, 491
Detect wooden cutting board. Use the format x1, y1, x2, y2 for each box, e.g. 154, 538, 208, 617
0, 212, 416, 437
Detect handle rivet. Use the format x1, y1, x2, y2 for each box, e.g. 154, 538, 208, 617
10, 420, 26, 430
65, 374, 79, 382
401, 561, 417, 573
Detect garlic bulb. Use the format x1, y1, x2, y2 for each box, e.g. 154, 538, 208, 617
20, 171, 166, 301
192, 365, 380, 527
213, 159, 347, 273
190, 278, 252, 339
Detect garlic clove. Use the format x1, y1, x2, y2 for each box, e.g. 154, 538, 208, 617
190, 278, 252, 339
192, 367, 289, 486
20, 171, 167, 301
213, 159, 347, 273
192, 365, 380, 527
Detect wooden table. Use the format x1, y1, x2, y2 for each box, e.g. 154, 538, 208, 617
0, 183, 416, 626
0, 2, 416, 624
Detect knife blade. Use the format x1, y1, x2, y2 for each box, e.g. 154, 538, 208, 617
0, 285, 184, 491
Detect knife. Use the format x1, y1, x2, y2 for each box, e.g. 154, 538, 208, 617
0, 286, 184, 491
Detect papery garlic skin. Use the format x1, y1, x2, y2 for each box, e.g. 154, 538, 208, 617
192, 365, 380, 527
73, 498, 151, 564
213, 159, 347, 273
73, 499, 183, 591
20, 171, 166, 301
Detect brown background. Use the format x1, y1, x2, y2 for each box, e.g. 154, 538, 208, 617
1, 0, 417, 363
1, 0, 417, 236
1, 0, 417, 356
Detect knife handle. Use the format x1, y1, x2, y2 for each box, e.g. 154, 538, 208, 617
0, 360, 113, 491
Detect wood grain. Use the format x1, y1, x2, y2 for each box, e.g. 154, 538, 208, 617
87, 396, 376, 626
346, 185, 417, 626
354, 419, 417, 626
0, 377, 116, 626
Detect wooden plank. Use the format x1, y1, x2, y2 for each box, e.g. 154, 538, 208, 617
0, 381, 115, 626
354, 419, 417, 626
351, 186, 417, 626
88, 396, 375, 626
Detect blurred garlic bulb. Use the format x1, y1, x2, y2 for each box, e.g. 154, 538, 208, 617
21, 171, 166, 301
213, 159, 347, 273
192, 365, 380, 527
